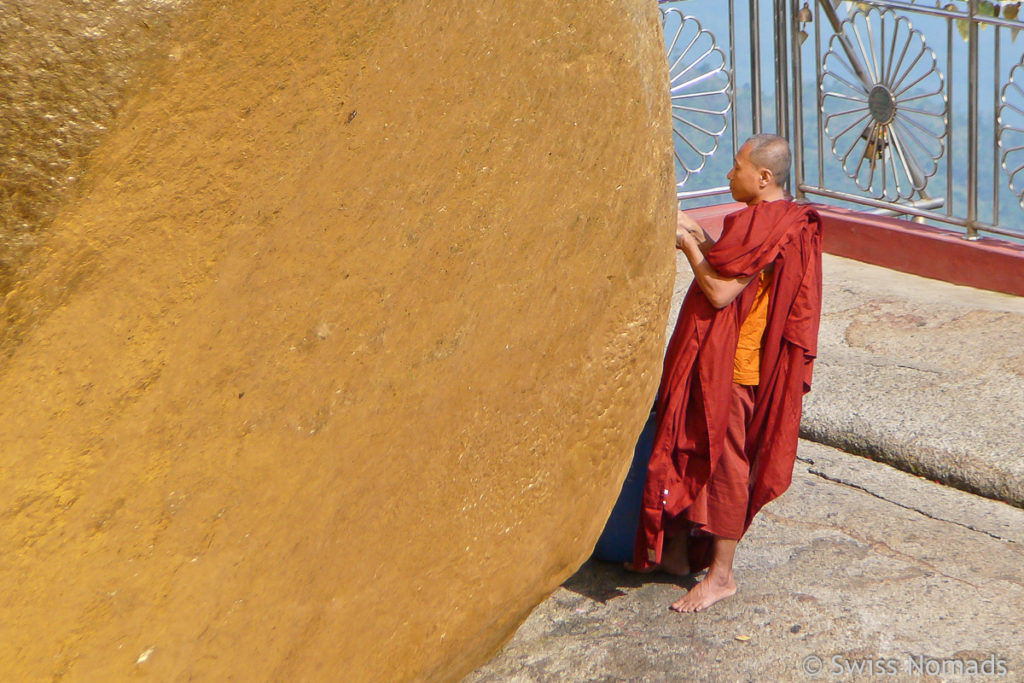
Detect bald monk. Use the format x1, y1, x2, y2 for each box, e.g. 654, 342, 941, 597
629, 134, 823, 612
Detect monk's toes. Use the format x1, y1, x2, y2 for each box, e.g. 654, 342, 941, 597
670, 598, 694, 613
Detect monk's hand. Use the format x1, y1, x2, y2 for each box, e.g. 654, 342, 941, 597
676, 210, 707, 251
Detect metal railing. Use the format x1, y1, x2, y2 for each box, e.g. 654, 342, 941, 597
660, 0, 1024, 242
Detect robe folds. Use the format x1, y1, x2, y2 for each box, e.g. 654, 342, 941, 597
633, 199, 823, 571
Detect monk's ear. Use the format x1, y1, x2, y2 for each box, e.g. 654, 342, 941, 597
760, 168, 774, 187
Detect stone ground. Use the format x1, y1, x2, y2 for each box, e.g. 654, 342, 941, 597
468, 440, 1024, 682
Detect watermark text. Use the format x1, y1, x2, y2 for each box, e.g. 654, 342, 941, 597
801, 653, 1009, 677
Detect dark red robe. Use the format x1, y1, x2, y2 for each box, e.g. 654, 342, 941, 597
633, 199, 823, 571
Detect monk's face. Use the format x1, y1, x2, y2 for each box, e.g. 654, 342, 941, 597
727, 143, 763, 205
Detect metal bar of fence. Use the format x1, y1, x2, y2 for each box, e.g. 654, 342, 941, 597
994, 26, 1001, 229
799, 185, 958, 223
962, 221, 1024, 241
967, 0, 979, 239
791, 0, 804, 199
797, 185, 1024, 239
815, 2, 824, 190
868, 196, 946, 216
677, 186, 732, 201
774, 0, 790, 142
750, 0, 763, 133
801, 186, 1024, 241
946, 13, 954, 218
728, 0, 738, 155
806, 180, 1024, 239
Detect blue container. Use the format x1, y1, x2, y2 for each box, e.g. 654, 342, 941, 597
593, 409, 657, 563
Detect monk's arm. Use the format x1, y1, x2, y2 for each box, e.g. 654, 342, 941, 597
676, 221, 754, 308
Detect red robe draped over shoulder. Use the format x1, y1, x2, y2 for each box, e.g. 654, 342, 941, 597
633, 199, 823, 570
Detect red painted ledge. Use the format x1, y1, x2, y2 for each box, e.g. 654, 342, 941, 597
686, 202, 1024, 297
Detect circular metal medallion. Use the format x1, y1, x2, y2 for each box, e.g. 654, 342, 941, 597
868, 84, 896, 124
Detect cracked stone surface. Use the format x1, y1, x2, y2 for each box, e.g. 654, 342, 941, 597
804, 254, 1024, 507
469, 440, 1024, 682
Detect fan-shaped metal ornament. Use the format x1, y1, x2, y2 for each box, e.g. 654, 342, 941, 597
660, 7, 730, 191
821, 8, 946, 201
997, 59, 1024, 208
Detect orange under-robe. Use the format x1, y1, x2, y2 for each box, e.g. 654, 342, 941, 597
633, 200, 822, 571
733, 271, 772, 386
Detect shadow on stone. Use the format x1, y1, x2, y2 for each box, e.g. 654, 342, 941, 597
563, 558, 698, 604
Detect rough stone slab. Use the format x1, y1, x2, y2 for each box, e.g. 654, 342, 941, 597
469, 440, 1024, 681
0, 2, 675, 680
805, 254, 1024, 507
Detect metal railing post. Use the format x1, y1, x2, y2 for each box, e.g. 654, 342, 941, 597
774, 0, 791, 145
728, 0, 739, 154
967, 0, 980, 239
791, 0, 805, 199
749, 0, 763, 135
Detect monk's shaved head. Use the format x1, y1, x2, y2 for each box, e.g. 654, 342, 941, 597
745, 134, 791, 187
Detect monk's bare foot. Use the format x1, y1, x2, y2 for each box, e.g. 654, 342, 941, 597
670, 572, 736, 612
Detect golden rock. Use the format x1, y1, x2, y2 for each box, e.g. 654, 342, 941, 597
0, 1, 674, 680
